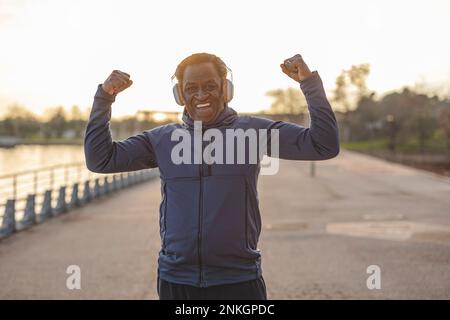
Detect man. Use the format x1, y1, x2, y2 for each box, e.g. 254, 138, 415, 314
84, 53, 339, 300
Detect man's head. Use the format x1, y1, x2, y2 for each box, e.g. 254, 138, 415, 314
175, 53, 228, 124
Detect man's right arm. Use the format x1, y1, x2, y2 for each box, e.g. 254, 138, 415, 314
84, 84, 158, 173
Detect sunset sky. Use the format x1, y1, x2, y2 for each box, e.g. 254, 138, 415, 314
0, 0, 449, 118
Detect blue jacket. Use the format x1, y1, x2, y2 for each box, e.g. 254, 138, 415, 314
84, 71, 339, 287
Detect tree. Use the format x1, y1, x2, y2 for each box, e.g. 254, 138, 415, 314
265, 87, 307, 115
68, 105, 85, 139
332, 63, 371, 141
0, 104, 40, 138
332, 64, 370, 113
43, 106, 68, 138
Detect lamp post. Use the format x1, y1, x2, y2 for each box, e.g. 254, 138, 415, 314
386, 114, 396, 152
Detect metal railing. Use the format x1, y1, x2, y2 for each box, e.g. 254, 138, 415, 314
0, 162, 159, 239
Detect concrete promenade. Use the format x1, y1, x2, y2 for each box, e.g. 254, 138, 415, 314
1, 150, 449, 299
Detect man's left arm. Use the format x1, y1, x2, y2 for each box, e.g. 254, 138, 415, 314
257, 54, 340, 160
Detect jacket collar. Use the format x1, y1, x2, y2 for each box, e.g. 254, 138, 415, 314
182, 104, 238, 130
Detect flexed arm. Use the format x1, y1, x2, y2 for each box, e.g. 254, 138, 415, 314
84, 70, 158, 173
256, 54, 340, 160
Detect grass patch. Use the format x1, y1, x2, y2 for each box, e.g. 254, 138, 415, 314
340, 139, 389, 151
342, 137, 449, 154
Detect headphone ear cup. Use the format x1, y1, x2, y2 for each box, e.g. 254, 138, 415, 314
173, 84, 184, 106
225, 79, 234, 103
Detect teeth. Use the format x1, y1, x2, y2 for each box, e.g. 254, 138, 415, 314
196, 103, 210, 108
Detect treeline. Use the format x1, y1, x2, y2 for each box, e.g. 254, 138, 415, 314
0, 105, 164, 141
344, 88, 449, 153
266, 64, 450, 154
0, 105, 87, 140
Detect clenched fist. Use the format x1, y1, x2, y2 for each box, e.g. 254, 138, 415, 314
280, 54, 313, 83
102, 70, 133, 95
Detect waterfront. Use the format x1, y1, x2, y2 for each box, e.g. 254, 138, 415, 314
0, 145, 85, 175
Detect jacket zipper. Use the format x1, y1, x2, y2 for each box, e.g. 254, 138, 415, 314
198, 128, 213, 287
198, 162, 204, 287
198, 128, 207, 287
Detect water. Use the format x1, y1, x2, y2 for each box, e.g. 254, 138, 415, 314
0, 145, 85, 176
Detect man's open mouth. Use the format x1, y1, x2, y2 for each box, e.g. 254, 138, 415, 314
196, 102, 211, 109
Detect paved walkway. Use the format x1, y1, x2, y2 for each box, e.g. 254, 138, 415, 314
1, 150, 449, 299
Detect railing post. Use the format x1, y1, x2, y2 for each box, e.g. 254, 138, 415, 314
120, 173, 128, 188
93, 178, 101, 199
114, 175, 120, 191
110, 176, 116, 192
20, 194, 36, 229
117, 174, 123, 190
115, 174, 121, 190
0, 199, 16, 238
54, 186, 67, 215
82, 180, 91, 204
69, 183, 79, 209
39, 190, 53, 222
103, 177, 110, 195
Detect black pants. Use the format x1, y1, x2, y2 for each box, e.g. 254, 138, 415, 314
158, 276, 267, 300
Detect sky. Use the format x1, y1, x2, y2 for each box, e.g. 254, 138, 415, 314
0, 0, 450, 118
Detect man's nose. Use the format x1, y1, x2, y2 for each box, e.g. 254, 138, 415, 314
195, 89, 209, 100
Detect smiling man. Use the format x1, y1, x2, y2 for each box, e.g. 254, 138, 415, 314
84, 52, 340, 300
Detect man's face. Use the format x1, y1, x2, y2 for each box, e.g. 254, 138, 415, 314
182, 62, 225, 124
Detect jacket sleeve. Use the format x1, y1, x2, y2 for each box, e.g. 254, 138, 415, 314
256, 71, 340, 160
84, 84, 158, 173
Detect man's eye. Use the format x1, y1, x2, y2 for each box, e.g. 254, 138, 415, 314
206, 84, 217, 91
186, 87, 197, 93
